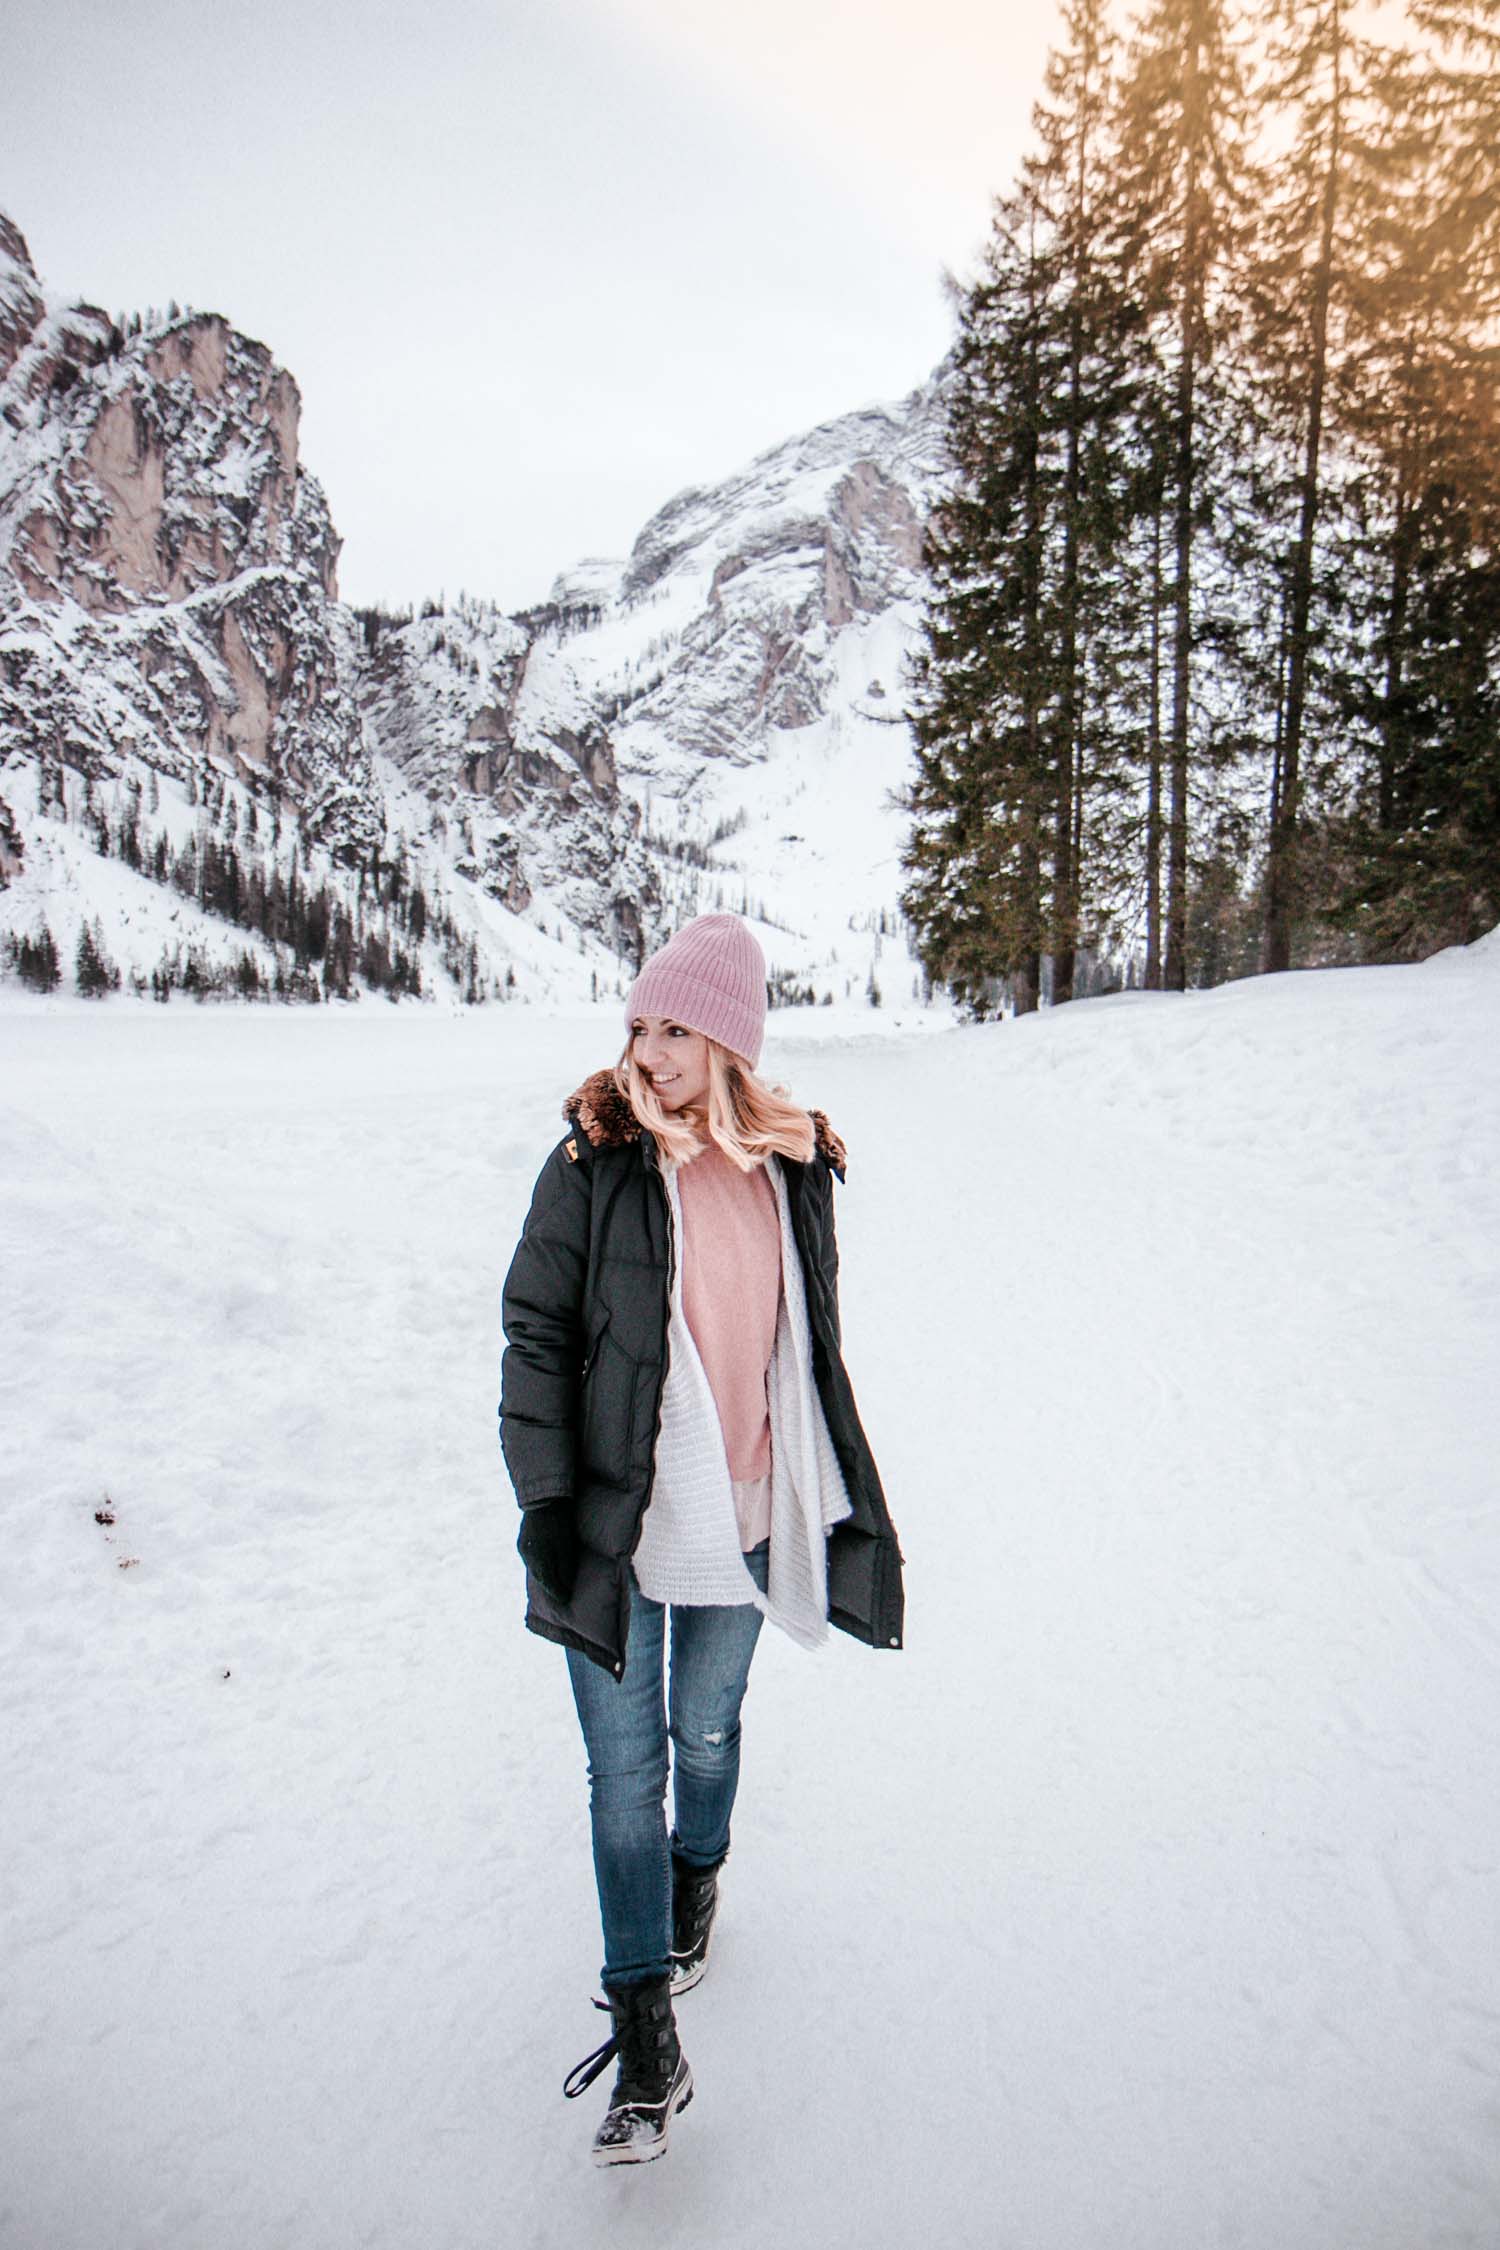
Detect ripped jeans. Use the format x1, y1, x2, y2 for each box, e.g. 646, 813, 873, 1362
565, 1541, 769, 1990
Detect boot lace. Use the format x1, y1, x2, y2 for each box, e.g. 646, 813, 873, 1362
563, 1999, 617, 2100
563, 1990, 675, 2102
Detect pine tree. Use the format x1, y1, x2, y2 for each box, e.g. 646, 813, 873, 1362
13, 924, 61, 992
324, 906, 356, 998
1023, 0, 1136, 1002
1246, 0, 1368, 970
1334, 0, 1500, 951
75, 921, 120, 997
118, 784, 143, 871
903, 189, 1063, 1015
1116, 0, 1250, 988
903, 0, 1152, 1013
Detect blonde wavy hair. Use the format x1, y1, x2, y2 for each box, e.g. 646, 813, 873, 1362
616, 1035, 815, 1171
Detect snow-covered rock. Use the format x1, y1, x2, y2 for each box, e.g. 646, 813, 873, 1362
480, 377, 954, 995
0, 218, 379, 851
356, 598, 661, 962
1, 206, 951, 1007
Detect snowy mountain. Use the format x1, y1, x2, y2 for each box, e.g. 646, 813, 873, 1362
0, 215, 377, 846
354, 597, 663, 967
504, 381, 952, 991
0, 210, 950, 1011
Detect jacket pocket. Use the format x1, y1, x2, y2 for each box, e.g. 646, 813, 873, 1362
579, 1323, 638, 1488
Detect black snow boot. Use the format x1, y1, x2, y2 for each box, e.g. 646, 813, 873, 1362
670, 1849, 725, 1995
563, 1977, 693, 2167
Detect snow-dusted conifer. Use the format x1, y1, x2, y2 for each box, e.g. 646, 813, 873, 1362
11, 924, 62, 991
76, 921, 120, 997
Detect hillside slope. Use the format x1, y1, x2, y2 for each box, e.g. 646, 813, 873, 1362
2, 940, 1496, 2247
2, 208, 947, 1007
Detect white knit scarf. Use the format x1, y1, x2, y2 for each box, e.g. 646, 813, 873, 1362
630, 1153, 853, 1647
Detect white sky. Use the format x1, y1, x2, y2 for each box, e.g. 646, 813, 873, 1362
2, 0, 1062, 613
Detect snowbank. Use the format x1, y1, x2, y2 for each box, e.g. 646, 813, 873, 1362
2, 941, 1497, 2248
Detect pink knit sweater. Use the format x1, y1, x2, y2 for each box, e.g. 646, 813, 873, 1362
677, 1142, 781, 1549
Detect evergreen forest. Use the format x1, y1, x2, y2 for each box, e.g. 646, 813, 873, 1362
901, 0, 1500, 1011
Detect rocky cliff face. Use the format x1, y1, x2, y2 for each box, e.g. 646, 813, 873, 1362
488, 382, 951, 983
0, 207, 948, 1004
356, 599, 660, 959
534, 388, 948, 795
0, 215, 45, 384
351, 379, 951, 977
0, 217, 379, 846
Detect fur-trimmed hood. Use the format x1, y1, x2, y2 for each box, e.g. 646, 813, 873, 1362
562, 1067, 848, 1178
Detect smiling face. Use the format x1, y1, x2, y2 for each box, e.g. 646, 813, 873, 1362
629, 1012, 712, 1113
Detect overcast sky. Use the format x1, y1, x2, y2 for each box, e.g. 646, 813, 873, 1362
4, 0, 1063, 613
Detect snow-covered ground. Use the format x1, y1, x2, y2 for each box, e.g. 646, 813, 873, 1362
3, 939, 1498, 2250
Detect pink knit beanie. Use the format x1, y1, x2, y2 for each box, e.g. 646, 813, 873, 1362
625, 912, 767, 1068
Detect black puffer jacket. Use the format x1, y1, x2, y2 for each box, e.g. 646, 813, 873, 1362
499, 1070, 904, 1678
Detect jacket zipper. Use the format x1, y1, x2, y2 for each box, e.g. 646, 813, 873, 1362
627, 1142, 674, 1557
613, 1136, 675, 1676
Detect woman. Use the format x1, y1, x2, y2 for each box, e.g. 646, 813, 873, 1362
499, 911, 903, 2168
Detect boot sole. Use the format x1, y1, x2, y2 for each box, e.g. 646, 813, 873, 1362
590, 2066, 694, 2167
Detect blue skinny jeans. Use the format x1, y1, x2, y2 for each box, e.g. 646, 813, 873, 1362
566, 1541, 769, 1991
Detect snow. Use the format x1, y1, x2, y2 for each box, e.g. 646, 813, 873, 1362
0, 751, 644, 1010
4, 248, 949, 1005
3, 939, 1498, 2249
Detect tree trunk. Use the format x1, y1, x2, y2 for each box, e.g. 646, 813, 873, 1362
1051, 84, 1094, 1009
1146, 498, 1164, 987
1053, 341, 1082, 1005
1166, 340, 1194, 993
1380, 473, 1414, 832
1263, 8, 1344, 974
1016, 223, 1047, 1016
1165, 25, 1202, 995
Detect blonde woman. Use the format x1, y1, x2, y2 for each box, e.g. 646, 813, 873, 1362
499, 912, 903, 2167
